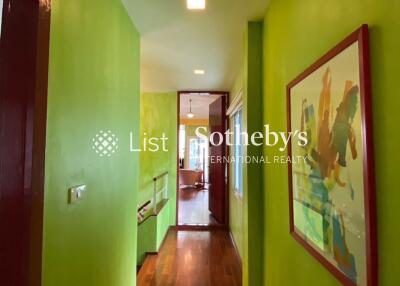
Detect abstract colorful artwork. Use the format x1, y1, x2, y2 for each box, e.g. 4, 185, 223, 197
287, 25, 377, 286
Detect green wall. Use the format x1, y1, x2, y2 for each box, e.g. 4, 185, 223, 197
185, 125, 208, 137
262, 0, 400, 285
229, 23, 264, 286
42, 0, 140, 285
228, 151, 244, 260
244, 22, 264, 286
139, 92, 177, 225
229, 41, 246, 261
136, 201, 170, 265
229, 59, 245, 260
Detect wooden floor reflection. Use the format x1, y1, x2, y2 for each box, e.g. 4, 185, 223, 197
178, 188, 221, 226
137, 230, 242, 286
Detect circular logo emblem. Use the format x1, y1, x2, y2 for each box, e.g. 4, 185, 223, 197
92, 130, 119, 157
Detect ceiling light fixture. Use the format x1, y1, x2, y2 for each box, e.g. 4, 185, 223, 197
194, 69, 205, 75
187, 99, 195, 118
187, 0, 206, 10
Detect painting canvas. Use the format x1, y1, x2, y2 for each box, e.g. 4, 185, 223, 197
287, 25, 377, 286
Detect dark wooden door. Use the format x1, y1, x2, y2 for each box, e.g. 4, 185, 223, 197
0, 1, 50, 285
208, 96, 227, 224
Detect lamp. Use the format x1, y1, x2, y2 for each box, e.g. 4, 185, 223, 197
187, 99, 195, 118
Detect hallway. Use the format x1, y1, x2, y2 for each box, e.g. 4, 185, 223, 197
137, 230, 242, 286
1, 0, 397, 285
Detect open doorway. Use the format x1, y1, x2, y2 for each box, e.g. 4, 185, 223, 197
177, 91, 229, 227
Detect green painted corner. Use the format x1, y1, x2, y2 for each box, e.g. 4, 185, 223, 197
156, 202, 171, 248
230, 22, 264, 286
137, 217, 157, 265
139, 92, 177, 226
244, 22, 264, 286
136, 200, 170, 265
137, 91, 177, 266
42, 0, 140, 286
229, 175, 244, 259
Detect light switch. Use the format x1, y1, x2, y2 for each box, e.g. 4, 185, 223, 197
68, 184, 86, 204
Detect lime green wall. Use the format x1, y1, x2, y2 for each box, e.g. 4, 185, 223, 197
42, 0, 140, 285
137, 217, 157, 265
229, 73, 244, 260
156, 202, 171, 248
244, 22, 264, 286
136, 201, 170, 265
262, 0, 400, 285
229, 23, 264, 286
185, 125, 208, 137
137, 92, 176, 266
228, 156, 244, 259
139, 92, 177, 225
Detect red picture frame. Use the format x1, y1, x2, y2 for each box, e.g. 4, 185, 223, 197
286, 25, 377, 286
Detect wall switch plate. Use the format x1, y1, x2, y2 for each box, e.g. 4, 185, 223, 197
68, 184, 86, 204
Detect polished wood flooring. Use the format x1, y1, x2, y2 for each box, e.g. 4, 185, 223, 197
137, 230, 242, 286
178, 188, 221, 226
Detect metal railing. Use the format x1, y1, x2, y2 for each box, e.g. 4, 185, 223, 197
152, 171, 168, 214
137, 171, 169, 224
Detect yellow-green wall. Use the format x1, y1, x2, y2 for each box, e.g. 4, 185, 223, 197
229, 68, 244, 260
229, 152, 244, 259
185, 125, 208, 137
229, 22, 264, 286
262, 0, 400, 285
139, 92, 177, 225
43, 0, 140, 285
244, 22, 264, 286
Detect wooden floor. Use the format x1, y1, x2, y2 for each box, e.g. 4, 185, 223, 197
178, 188, 221, 225
137, 230, 242, 286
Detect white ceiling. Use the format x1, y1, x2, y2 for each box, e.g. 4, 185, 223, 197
122, 0, 270, 93
180, 93, 221, 119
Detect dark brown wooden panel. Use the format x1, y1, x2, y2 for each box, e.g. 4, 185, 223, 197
0, 1, 51, 285
208, 96, 227, 224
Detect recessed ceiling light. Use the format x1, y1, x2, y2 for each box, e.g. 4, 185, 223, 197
187, 0, 205, 10
194, 69, 205, 75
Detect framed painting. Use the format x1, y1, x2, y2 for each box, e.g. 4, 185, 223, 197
286, 25, 377, 286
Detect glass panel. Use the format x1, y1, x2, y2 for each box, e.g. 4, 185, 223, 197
189, 138, 207, 168
0, 1, 3, 38
179, 125, 186, 159
233, 109, 243, 197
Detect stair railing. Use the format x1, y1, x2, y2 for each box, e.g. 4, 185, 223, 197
137, 171, 169, 223
152, 171, 168, 214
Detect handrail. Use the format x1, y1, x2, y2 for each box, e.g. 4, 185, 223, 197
153, 172, 168, 214
138, 172, 169, 224
153, 171, 168, 181
138, 200, 151, 212
138, 199, 169, 226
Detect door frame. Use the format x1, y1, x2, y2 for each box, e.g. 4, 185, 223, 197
176, 91, 230, 230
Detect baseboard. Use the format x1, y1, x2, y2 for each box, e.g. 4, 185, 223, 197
229, 231, 242, 266
157, 225, 172, 251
